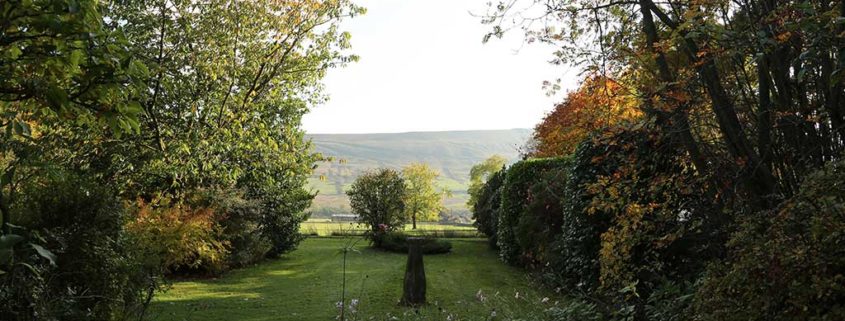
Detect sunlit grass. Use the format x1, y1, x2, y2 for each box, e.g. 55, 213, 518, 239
300, 220, 478, 237
149, 238, 562, 321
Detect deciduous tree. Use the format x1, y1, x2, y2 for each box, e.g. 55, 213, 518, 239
402, 163, 449, 229
467, 155, 506, 209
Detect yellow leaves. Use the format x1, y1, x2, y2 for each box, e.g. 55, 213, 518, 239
776, 31, 792, 43
530, 75, 640, 157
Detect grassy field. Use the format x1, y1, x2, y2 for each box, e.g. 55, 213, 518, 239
149, 238, 562, 321
300, 220, 480, 237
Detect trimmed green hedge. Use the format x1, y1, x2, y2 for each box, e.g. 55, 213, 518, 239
472, 168, 507, 248
497, 157, 569, 265
380, 232, 452, 254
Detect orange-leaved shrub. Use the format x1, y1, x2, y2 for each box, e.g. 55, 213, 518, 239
126, 199, 229, 275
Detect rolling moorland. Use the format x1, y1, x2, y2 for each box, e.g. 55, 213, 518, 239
306, 129, 530, 221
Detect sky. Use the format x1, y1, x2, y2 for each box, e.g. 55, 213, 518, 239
301, 0, 580, 134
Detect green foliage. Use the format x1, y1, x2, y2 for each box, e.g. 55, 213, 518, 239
379, 232, 453, 255
1, 174, 156, 321
191, 189, 271, 267
644, 280, 694, 321
467, 155, 507, 209
497, 157, 568, 264
546, 138, 611, 292
347, 169, 406, 247
547, 299, 605, 321
471, 168, 506, 248
0, 0, 147, 137
516, 164, 569, 266
694, 159, 845, 321
402, 163, 449, 227
257, 187, 312, 257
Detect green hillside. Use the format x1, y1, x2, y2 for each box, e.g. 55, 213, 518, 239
306, 129, 529, 221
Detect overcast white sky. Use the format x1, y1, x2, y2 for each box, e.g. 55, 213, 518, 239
302, 0, 580, 134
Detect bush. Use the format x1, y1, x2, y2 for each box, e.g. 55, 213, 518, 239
126, 199, 229, 275
379, 232, 452, 254
190, 189, 271, 268
1, 174, 157, 321
693, 158, 845, 321
497, 157, 568, 264
257, 187, 312, 257
347, 169, 406, 247
472, 168, 506, 247
547, 299, 605, 321
644, 280, 695, 321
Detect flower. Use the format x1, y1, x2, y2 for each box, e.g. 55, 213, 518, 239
476, 289, 486, 302
541, 297, 549, 303
348, 298, 359, 313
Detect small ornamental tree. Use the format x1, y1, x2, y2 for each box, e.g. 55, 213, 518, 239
347, 169, 406, 247
402, 163, 449, 229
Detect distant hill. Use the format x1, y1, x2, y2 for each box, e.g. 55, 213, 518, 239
306, 129, 530, 221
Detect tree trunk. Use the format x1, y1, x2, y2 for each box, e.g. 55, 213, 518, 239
400, 238, 426, 306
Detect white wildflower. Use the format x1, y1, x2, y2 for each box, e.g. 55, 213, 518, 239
476, 289, 486, 302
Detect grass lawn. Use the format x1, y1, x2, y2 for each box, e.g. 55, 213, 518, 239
300, 221, 479, 237
149, 237, 562, 321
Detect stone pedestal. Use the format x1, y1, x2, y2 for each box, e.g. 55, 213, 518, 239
400, 237, 426, 306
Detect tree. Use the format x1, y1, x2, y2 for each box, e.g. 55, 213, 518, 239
482, 0, 845, 208
529, 75, 640, 157
96, 0, 362, 255
347, 169, 406, 247
467, 155, 507, 209
0, 0, 147, 235
402, 163, 450, 229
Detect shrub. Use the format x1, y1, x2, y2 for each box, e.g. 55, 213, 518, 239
126, 199, 229, 275
347, 169, 406, 247
547, 299, 605, 321
190, 189, 271, 268
693, 158, 845, 321
257, 187, 312, 257
380, 232, 452, 254
472, 168, 506, 247
644, 280, 695, 321
1, 174, 157, 321
497, 157, 568, 264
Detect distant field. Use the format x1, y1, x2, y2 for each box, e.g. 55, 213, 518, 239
306, 129, 529, 220
300, 220, 479, 237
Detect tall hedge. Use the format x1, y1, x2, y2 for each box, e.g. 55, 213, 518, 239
546, 139, 612, 291
693, 158, 845, 321
497, 157, 569, 265
472, 168, 507, 248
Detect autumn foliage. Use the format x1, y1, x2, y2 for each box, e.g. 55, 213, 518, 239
530, 75, 640, 157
